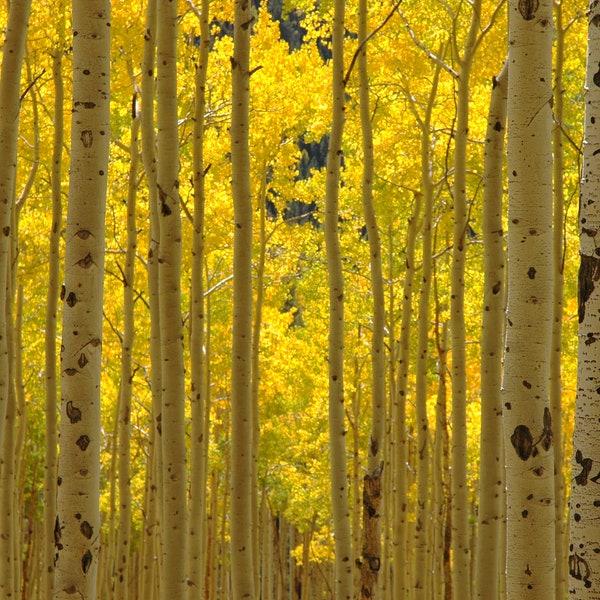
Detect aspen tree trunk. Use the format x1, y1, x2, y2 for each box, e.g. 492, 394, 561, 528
551, 3, 566, 596
230, 0, 255, 596
450, 5, 481, 597
156, 0, 188, 594
357, 0, 385, 595
407, 60, 441, 600
474, 61, 507, 600
188, 0, 210, 594
503, 0, 555, 597
115, 108, 140, 600
0, 0, 31, 452
432, 319, 449, 600
43, 27, 65, 600
324, 0, 353, 594
392, 197, 420, 600
53, 0, 111, 596
568, 1, 600, 596
139, 1, 162, 595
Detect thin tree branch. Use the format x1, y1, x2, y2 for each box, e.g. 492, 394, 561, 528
343, 0, 404, 87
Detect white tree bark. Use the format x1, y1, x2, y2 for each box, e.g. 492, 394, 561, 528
569, 1, 600, 596
503, 0, 555, 598
53, 0, 111, 597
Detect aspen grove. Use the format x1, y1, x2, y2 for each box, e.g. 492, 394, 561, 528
1, 0, 598, 598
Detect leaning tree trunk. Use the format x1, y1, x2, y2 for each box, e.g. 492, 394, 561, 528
502, 0, 555, 598
568, 1, 600, 596
229, 0, 255, 596
53, 0, 111, 597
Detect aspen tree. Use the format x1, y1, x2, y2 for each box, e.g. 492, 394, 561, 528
324, 0, 353, 594
139, 1, 162, 595
569, 1, 600, 596
53, 0, 111, 596
404, 59, 442, 600
115, 106, 140, 600
156, 0, 188, 594
43, 21, 65, 599
551, 3, 566, 595
188, 0, 210, 595
391, 198, 419, 599
449, 5, 482, 596
503, 0, 555, 597
474, 61, 507, 600
229, 0, 255, 596
357, 0, 385, 596
0, 0, 31, 452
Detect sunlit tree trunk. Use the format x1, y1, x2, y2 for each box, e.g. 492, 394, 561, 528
53, 0, 111, 596
229, 0, 255, 595
357, 0, 385, 595
503, 0, 555, 597
568, 1, 600, 596
115, 107, 140, 600
156, 0, 188, 594
43, 20, 65, 599
188, 0, 210, 595
474, 60, 507, 600
324, 0, 353, 594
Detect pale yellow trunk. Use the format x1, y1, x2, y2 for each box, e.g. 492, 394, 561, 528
568, 1, 600, 596
503, 0, 555, 598
43, 25, 65, 600
156, 0, 188, 594
53, 0, 111, 596
325, 0, 353, 595
474, 61, 507, 600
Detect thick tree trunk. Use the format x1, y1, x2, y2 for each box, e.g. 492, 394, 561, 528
568, 1, 600, 597
503, 0, 555, 597
53, 0, 111, 596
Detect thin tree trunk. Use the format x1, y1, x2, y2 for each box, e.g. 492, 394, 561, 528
551, 3, 566, 596
568, 1, 600, 596
503, 0, 555, 597
115, 107, 140, 600
450, 6, 481, 598
53, 0, 111, 596
474, 60, 507, 600
43, 22, 65, 599
324, 0, 353, 594
188, 0, 210, 594
156, 0, 188, 594
229, 0, 255, 596
392, 197, 420, 599
357, 0, 385, 594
